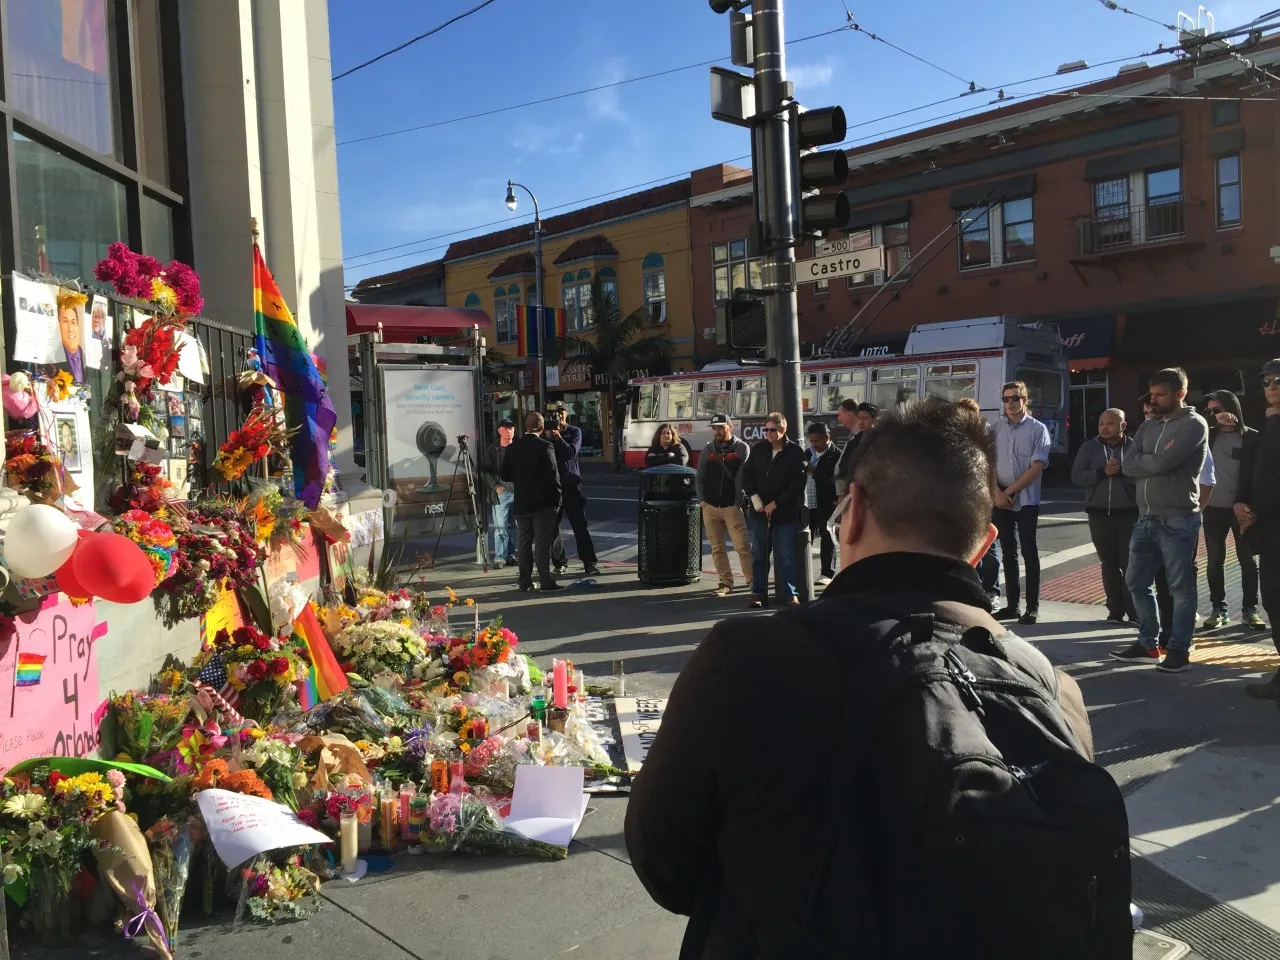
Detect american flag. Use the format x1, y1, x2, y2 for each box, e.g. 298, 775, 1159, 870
194, 654, 243, 724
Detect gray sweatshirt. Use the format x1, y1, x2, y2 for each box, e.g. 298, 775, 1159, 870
1070, 435, 1138, 513
1122, 406, 1209, 517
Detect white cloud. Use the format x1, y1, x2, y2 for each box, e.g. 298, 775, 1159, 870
788, 61, 834, 89
511, 123, 586, 157
586, 59, 628, 123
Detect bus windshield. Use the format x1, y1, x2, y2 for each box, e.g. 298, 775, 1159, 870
1015, 368, 1064, 410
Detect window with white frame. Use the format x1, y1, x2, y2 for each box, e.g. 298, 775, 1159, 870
642, 252, 667, 323
562, 269, 592, 331
494, 285, 519, 344
1216, 154, 1241, 228
713, 238, 762, 303
844, 221, 912, 289
696, 380, 731, 419
959, 198, 1034, 269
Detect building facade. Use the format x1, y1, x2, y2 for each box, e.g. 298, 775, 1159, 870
349, 259, 445, 306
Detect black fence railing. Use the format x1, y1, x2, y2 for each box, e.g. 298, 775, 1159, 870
182, 316, 257, 495
1074, 199, 1188, 256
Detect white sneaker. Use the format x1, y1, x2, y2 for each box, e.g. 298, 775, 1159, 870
815, 576, 833, 587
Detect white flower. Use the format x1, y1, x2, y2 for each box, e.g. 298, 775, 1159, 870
3, 794, 46, 819
2, 862, 23, 884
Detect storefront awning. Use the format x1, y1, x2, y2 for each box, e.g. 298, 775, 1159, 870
345, 304, 491, 341
1056, 315, 1114, 371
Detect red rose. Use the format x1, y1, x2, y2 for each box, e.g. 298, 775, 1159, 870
270, 657, 290, 676
247, 660, 268, 680
48, 771, 68, 788
214, 629, 230, 646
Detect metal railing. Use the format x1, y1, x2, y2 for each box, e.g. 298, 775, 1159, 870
1074, 199, 1188, 256
183, 316, 256, 493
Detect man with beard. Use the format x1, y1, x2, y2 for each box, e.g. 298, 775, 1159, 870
1238, 359, 1280, 699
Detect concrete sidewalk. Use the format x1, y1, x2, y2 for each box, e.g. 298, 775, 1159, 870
16, 570, 1280, 960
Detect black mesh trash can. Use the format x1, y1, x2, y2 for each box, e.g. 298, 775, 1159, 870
637, 465, 702, 586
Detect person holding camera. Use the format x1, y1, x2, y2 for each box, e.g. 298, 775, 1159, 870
500, 412, 563, 592
545, 402, 601, 577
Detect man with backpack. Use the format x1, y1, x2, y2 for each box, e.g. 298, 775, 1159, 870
626, 398, 1130, 959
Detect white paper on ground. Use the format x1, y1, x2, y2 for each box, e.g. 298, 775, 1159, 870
195, 788, 332, 868
505, 765, 589, 848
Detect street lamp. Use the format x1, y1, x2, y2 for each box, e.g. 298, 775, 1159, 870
505, 179, 546, 412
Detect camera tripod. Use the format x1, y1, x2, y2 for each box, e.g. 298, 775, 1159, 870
431, 433, 491, 572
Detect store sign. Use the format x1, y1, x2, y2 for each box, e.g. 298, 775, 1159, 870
1056, 316, 1114, 361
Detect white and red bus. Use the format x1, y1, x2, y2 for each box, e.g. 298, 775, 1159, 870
622, 316, 1069, 468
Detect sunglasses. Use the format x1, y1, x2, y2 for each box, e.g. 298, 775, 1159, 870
1264, 376, 1280, 388
1001, 395, 1026, 404
763, 426, 781, 434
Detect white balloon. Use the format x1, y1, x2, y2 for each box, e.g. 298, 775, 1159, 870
3, 503, 79, 579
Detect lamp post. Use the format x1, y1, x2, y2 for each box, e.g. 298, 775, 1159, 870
505, 180, 547, 413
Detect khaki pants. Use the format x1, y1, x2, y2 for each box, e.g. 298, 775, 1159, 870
702, 503, 753, 590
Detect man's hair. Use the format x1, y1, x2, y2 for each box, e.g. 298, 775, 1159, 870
954, 397, 980, 414
525, 412, 544, 433
1001, 380, 1027, 398
852, 398, 994, 559
1101, 407, 1126, 423
838, 398, 859, 413
765, 411, 787, 430
1149, 367, 1188, 393
856, 401, 879, 417
806, 421, 829, 437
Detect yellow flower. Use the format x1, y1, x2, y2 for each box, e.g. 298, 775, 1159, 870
458, 742, 472, 754
246, 727, 265, 739
464, 598, 475, 607
151, 278, 178, 311
446, 587, 458, 605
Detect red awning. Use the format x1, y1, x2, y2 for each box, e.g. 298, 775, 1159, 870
345, 304, 492, 341
1069, 357, 1110, 372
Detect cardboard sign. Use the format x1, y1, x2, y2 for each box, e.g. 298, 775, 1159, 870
614, 697, 667, 774
199, 588, 246, 646
196, 788, 332, 868
0, 596, 103, 774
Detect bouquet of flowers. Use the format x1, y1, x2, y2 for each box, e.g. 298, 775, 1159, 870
212, 404, 294, 482
114, 509, 179, 584
423, 791, 566, 860
4, 430, 60, 502
109, 460, 175, 515
331, 620, 427, 680
449, 620, 519, 674
243, 486, 308, 553
239, 733, 307, 810
191, 759, 274, 799
144, 816, 196, 950
157, 506, 262, 623
0, 766, 126, 944
45, 369, 74, 403
192, 626, 304, 722
243, 853, 321, 921
105, 690, 191, 762
323, 783, 373, 826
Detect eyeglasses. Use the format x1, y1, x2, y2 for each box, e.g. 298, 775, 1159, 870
1264, 376, 1280, 388
763, 426, 781, 434
1001, 395, 1026, 404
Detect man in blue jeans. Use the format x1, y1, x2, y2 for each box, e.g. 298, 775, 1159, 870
480, 418, 519, 566
741, 411, 807, 608
1113, 367, 1209, 673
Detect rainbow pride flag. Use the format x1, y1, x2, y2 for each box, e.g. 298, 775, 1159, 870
253, 243, 337, 508
293, 604, 348, 710
515, 305, 567, 358
15, 653, 46, 687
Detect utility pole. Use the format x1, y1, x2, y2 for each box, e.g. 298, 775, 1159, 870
711, 0, 850, 601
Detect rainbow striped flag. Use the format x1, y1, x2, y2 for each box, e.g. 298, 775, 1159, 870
515, 306, 567, 358
253, 243, 337, 508
292, 604, 348, 710
15, 653, 46, 687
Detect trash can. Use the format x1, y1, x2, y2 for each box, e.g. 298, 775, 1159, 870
637, 464, 702, 586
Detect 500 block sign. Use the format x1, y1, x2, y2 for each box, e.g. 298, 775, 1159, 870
0, 595, 106, 774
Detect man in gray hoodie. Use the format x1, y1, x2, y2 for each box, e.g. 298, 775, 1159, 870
1072, 408, 1138, 623
1112, 368, 1209, 673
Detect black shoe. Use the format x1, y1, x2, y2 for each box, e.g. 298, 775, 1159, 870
994, 606, 1022, 621
1109, 642, 1160, 664
518, 582, 536, 593
1105, 613, 1127, 625
583, 564, 601, 576
1018, 610, 1039, 625
553, 564, 569, 575
1246, 673, 1280, 700
540, 581, 564, 592
1157, 650, 1191, 673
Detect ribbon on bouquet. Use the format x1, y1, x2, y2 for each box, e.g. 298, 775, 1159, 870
123, 875, 168, 948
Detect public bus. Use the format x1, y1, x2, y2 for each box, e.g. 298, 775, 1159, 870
622, 316, 1069, 468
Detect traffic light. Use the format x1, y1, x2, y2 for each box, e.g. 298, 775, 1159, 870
715, 292, 767, 351
794, 105, 850, 238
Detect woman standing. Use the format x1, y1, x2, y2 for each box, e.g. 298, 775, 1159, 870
645, 423, 690, 467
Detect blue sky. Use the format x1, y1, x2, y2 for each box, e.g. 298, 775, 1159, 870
331, 0, 1275, 288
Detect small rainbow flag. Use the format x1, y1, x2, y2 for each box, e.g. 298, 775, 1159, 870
292, 604, 348, 710
15, 653, 46, 687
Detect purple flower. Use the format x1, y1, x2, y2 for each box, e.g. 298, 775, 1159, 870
403, 725, 434, 765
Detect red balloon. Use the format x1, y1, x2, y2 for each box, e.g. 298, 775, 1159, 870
55, 556, 92, 600
71, 532, 155, 604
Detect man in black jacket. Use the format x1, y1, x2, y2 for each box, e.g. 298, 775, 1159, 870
625, 399, 1095, 958
740, 411, 807, 608
1239, 359, 1280, 698
1070, 408, 1138, 623
499, 412, 563, 593
1202, 390, 1264, 630
805, 421, 840, 585
546, 403, 600, 577
479, 418, 518, 567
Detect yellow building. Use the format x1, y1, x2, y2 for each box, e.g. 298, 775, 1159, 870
442, 180, 693, 460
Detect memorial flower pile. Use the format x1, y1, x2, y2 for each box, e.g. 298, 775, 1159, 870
331, 619, 426, 680
243, 854, 321, 921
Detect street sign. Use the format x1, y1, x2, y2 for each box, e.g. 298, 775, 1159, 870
818, 236, 873, 257
794, 246, 884, 284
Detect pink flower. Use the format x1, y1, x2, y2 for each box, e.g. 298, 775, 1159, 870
105, 770, 126, 789
135, 255, 163, 279
94, 257, 123, 284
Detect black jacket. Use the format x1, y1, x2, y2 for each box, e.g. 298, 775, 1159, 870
479, 441, 512, 505
625, 553, 1094, 960
740, 438, 808, 525
1239, 412, 1280, 544
645, 442, 690, 468
807, 444, 840, 514
499, 434, 561, 515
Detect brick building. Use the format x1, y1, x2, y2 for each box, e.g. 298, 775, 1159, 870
690, 37, 1280, 450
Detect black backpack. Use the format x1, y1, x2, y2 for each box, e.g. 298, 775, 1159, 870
777, 599, 1133, 960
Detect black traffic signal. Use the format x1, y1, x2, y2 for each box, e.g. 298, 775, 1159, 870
715, 292, 767, 351
795, 105, 850, 237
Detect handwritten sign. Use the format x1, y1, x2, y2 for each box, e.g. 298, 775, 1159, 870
195, 788, 331, 868
614, 697, 667, 774
199, 588, 245, 646
0, 596, 103, 774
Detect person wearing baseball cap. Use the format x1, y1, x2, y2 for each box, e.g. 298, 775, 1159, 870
480, 418, 520, 566
695, 413, 753, 597
1238, 359, 1280, 698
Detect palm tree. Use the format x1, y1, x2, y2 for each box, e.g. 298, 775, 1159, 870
558, 276, 673, 471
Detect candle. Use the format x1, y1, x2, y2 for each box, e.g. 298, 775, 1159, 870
379, 790, 397, 850
430, 756, 449, 794
357, 817, 372, 854
474, 604, 480, 638
552, 659, 568, 709
448, 755, 468, 795
398, 784, 415, 840
339, 812, 358, 875
407, 796, 428, 841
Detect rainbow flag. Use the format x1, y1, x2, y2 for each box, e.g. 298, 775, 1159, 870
292, 604, 348, 710
515, 306, 566, 358
253, 244, 337, 508
15, 653, 46, 687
